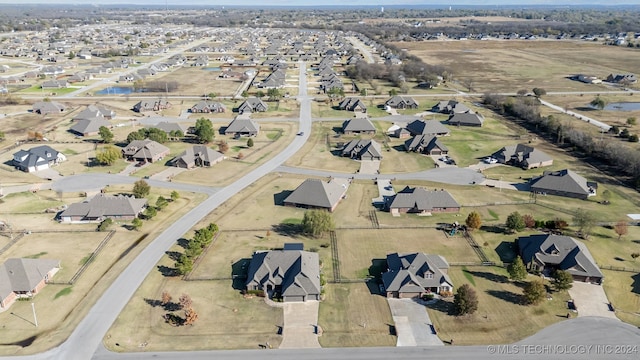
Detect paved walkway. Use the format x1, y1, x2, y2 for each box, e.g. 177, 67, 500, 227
568, 282, 618, 320
279, 301, 321, 349
387, 298, 443, 347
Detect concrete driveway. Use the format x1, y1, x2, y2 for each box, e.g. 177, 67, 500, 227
387, 298, 443, 347
568, 282, 618, 319
279, 301, 321, 349
32, 168, 63, 180
359, 160, 380, 174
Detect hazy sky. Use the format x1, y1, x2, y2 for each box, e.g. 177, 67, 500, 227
0, 0, 638, 5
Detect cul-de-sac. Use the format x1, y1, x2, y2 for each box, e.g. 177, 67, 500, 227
0, 3, 639, 360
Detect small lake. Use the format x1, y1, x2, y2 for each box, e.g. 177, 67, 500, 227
593, 102, 640, 111
202, 67, 221, 71
95, 86, 146, 95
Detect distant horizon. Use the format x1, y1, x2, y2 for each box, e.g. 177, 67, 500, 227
0, 0, 638, 6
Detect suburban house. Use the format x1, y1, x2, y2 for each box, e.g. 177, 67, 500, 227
283, 178, 350, 212
133, 99, 172, 113
224, 118, 260, 137
517, 234, 603, 284
41, 79, 68, 89
69, 118, 111, 137
169, 145, 225, 169
59, 194, 147, 223
122, 139, 170, 163
32, 101, 66, 115
404, 135, 448, 155
431, 100, 471, 114
147, 122, 189, 135
342, 118, 376, 135
576, 74, 602, 84
340, 139, 383, 160
237, 97, 268, 114
447, 112, 484, 127
245, 243, 320, 302
405, 119, 450, 137
382, 252, 453, 298
385, 96, 419, 109
0, 258, 61, 310
190, 100, 226, 113
73, 105, 116, 120
386, 186, 460, 215
491, 144, 553, 169
338, 97, 367, 112
12, 145, 66, 173
529, 169, 596, 200
606, 73, 637, 84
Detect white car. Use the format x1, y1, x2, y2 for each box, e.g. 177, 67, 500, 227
484, 157, 498, 164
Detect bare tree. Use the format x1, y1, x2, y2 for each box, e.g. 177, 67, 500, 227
161, 290, 172, 306
184, 307, 199, 326
178, 293, 193, 310
614, 220, 628, 240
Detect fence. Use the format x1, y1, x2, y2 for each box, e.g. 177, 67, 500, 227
599, 265, 640, 273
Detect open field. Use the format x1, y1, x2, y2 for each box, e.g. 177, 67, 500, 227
396, 40, 640, 94
427, 266, 571, 345
0, 188, 205, 355
601, 270, 640, 327
336, 229, 479, 280
318, 283, 396, 347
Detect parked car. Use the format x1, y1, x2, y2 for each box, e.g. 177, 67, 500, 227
297, 131, 304, 136
484, 157, 498, 164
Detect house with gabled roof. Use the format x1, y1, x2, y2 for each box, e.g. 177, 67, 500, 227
386, 186, 459, 215
190, 100, 226, 113
12, 145, 66, 173
246, 244, 320, 302
0, 258, 61, 310
283, 178, 350, 212
447, 112, 484, 127
342, 118, 375, 135
382, 253, 453, 298
59, 194, 147, 223
33, 101, 66, 115
224, 118, 259, 137
491, 144, 553, 169
405, 119, 450, 137
70, 118, 111, 137
517, 234, 603, 284
169, 145, 225, 169
431, 100, 471, 114
133, 99, 171, 113
237, 97, 268, 114
529, 169, 596, 200
404, 135, 448, 156
338, 97, 367, 113
122, 139, 170, 163
606, 73, 637, 84
385, 96, 418, 109
341, 139, 383, 160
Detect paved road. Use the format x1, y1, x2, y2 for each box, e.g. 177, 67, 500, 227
539, 98, 611, 131
346, 36, 376, 64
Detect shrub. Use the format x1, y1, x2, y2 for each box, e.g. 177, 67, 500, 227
422, 293, 435, 300
97, 218, 113, 232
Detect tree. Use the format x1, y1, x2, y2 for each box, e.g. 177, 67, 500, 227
465, 211, 482, 231
453, 284, 478, 316
241, 90, 248, 98
161, 290, 172, 306
144, 206, 157, 219
237, 152, 244, 160
184, 307, 198, 326
246, 138, 254, 148
327, 87, 344, 99
388, 88, 398, 96
517, 89, 528, 96
629, 134, 639, 143
0, 130, 5, 141
552, 270, 573, 291
218, 141, 229, 153
156, 196, 168, 210
194, 117, 214, 144
590, 96, 607, 111
572, 209, 595, 239
302, 209, 335, 238
507, 256, 527, 281
207, 92, 217, 99
614, 220, 628, 240
267, 88, 281, 101
68, 50, 75, 59
131, 217, 143, 231
97, 218, 113, 232
178, 293, 193, 310
170, 190, 180, 201
132, 180, 150, 198
523, 279, 546, 305
532, 87, 546, 97
175, 254, 193, 275
631, 252, 640, 261
620, 128, 630, 138
506, 211, 526, 233
95, 145, 121, 166
627, 117, 637, 126
523, 214, 536, 228
98, 126, 114, 143
255, 90, 265, 98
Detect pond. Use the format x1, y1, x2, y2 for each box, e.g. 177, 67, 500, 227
202, 67, 222, 71
95, 86, 146, 95
592, 102, 640, 111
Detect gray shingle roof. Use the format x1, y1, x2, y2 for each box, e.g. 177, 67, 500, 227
246, 249, 320, 300
492, 144, 552, 167
529, 169, 592, 197
341, 139, 383, 160
122, 139, 170, 160
342, 118, 375, 133
70, 118, 111, 135
388, 186, 459, 211
60, 194, 147, 220
447, 112, 484, 126
382, 253, 452, 293
518, 234, 603, 280
284, 178, 349, 210
404, 135, 448, 153
224, 118, 259, 135
0, 258, 60, 299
